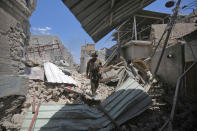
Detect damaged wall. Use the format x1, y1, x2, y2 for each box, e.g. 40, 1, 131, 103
28, 35, 75, 67
151, 23, 197, 47
150, 43, 184, 86
0, 0, 36, 96
185, 40, 197, 62
98, 48, 112, 64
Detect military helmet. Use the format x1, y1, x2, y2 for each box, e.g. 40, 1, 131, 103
91, 51, 98, 57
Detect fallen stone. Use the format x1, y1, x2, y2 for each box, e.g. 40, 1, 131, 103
11, 114, 24, 124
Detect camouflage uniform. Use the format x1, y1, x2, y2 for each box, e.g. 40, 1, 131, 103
86, 57, 102, 95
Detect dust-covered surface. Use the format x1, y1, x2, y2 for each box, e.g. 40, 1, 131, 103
0, 70, 115, 131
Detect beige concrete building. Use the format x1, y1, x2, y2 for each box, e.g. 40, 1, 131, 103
80, 44, 95, 73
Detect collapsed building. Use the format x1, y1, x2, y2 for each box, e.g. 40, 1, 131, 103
61, 0, 197, 130
110, 9, 197, 95
27, 35, 76, 68
0, 0, 197, 131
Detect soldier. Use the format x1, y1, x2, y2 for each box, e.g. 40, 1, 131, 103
86, 51, 102, 96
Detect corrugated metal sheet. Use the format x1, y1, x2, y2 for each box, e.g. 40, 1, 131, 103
21, 77, 151, 131
61, 0, 155, 42
44, 62, 77, 85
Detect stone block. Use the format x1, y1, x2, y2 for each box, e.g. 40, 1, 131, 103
0, 75, 29, 97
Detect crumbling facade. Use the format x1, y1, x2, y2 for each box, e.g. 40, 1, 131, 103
27, 35, 75, 68
0, 0, 36, 130
0, 0, 36, 97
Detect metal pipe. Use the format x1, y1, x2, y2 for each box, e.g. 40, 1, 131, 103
28, 102, 41, 131
159, 61, 197, 131
169, 61, 197, 121
134, 16, 137, 40
32, 94, 35, 114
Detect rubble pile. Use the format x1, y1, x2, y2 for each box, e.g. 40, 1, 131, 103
0, 67, 115, 131
117, 82, 169, 131
0, 95, 26, 131
25, 70, 115, 105
116, 82, 197, 131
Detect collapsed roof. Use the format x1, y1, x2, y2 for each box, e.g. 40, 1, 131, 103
61, 0, 155, 42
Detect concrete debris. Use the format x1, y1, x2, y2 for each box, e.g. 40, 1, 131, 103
0, 69, 115, 130
25, 70, 115, 105
0, 95, 26, 131
1, 0, 196, 130
25, 66, 44, 81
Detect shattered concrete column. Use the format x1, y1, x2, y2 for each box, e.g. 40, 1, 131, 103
0, 0, 36, 97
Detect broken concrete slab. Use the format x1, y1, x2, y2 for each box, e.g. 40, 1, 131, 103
0, 75, 29, 97
25, 66, 44, 81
